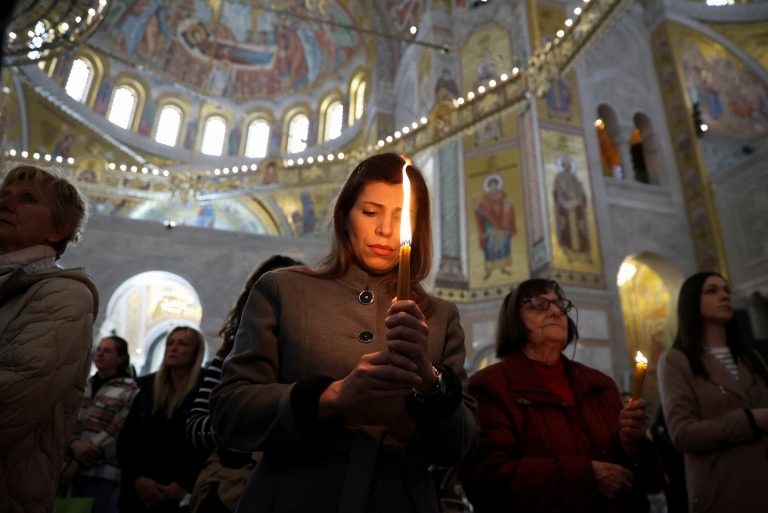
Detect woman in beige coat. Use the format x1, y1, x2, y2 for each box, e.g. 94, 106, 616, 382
0, 165, 98, 513
211, 153, 477, 513
658, 272, 768, 513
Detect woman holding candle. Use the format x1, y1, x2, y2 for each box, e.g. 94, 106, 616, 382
658, 272, 768, 513
460, 278, 660, 513
211, 152, 477, 513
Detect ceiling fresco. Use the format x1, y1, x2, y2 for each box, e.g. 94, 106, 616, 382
99, 0, 364, 99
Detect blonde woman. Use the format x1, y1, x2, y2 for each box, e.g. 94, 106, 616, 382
117, 327, 209, 513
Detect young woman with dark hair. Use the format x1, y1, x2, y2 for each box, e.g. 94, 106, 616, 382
186, 255, 303, 513
64, 336, 138, 513
211, 153, 477, 513
658, 272, 768, 513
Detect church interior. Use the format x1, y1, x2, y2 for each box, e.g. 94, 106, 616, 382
2, 0, 767, 413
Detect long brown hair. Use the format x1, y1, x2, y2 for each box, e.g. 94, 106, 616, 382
217, 255, 303, 359
153, 326, 205, 418
673, 272, 768, 383
304, 153, 433, 311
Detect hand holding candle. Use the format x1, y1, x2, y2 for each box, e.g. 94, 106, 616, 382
631, 350, 648, 400
397, 155, 412, 300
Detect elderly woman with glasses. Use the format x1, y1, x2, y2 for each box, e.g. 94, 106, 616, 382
460, 278, 660, 513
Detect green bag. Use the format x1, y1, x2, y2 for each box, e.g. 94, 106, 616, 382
53, 487, 94, 513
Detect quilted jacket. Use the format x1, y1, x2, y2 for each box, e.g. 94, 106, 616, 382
0, 266, 99, 513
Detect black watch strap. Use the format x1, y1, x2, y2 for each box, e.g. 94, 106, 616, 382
405, 364, 462, 420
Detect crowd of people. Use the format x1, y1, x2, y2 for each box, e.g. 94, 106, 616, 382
0, 156, 766, 513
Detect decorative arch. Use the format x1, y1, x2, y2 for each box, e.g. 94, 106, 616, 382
99, 271, 203, 376
616, 253, 684, 403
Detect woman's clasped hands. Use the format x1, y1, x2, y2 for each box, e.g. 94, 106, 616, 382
319, 298, 433, 423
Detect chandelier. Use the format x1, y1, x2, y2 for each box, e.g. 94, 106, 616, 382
2, 0, 109, 66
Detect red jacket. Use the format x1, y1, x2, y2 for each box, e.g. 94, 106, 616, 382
461, 350, 655, 513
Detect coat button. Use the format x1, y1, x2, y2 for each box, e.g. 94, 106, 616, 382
357, 331, 374, 343
359, 289, 374, 304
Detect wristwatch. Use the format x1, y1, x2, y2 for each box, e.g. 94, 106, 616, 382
410, 365, 445, 404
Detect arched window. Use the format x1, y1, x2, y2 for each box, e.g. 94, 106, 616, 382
349, 74, 366, 125
595, 104, 623, 180
324, 101, 343, 142
64, 57, 93, 103
287, 114, 309, 154
201, 116, 227, 156
633, 112, 661, 185
107, 85, 138, 129
154, 104, 183, 147
244, 119, 270, 158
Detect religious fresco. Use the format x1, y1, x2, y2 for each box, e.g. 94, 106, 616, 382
534, 3, 581, 127
271, 185, 336, 238
74, 158, 105, 184
465, 149, 529, 287
460, 25, 516, 150
705, 21, 768, 72
418, 46, 432, 108
116, 198, 271, 234
390, 0, 426, 32
541, 129, 602, 278
100, 0, 362, 99
672, 24, 768, 140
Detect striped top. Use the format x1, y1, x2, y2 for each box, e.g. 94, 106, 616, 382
707, 346, 739, 380
185, 357, 224, 449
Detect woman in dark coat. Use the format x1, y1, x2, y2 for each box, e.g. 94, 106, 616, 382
211, 153, 478, 513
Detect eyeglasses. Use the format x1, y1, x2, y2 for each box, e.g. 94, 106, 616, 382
523, 296, 574, 313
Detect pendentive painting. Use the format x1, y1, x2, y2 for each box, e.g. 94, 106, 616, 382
671, 23, 768, 141
465, 149, 529, 288
541, 130, 601, 276
533, 3, 582, 127
460, 25, 517, 150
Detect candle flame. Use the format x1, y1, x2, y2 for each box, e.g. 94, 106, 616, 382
400, 154, 412, 245
635, 350, 648, 367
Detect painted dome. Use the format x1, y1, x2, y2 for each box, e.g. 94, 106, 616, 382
97, 0, 364, 100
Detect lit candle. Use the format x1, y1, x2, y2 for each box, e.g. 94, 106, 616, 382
396, 155, 412, 300
631, 350, 648, 400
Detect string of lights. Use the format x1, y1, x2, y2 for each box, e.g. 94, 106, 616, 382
5, 0, 627, 197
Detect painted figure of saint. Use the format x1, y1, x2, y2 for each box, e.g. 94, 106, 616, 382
476, 173, 516, 280
553, 155, 591, 262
